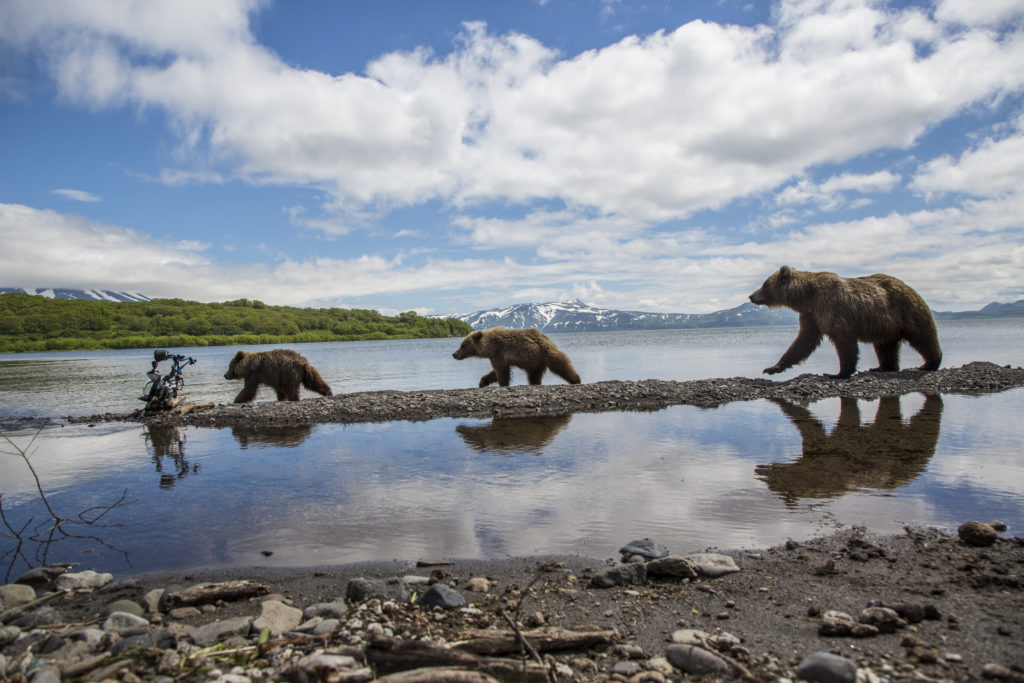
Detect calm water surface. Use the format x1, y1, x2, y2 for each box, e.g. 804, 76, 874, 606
1, 319, 1023, 578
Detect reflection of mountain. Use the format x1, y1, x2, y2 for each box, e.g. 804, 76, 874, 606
230, 424, 314, 448
755, 394, 943, 505
456, 414, 572, 454
144, 425, 199, 489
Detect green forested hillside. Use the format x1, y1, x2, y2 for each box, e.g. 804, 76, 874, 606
0, 294, 472, 353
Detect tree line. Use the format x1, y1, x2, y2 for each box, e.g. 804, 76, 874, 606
0, 294, 473, 353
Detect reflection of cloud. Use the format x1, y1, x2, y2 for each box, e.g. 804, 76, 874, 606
229, 424, 314, 449
455, 414, 572, 454
755, 394, 943, 506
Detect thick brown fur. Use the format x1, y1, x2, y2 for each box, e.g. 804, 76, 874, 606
223, 349, 333, 403
452, 327, 582, 387
748, 265, 942, 379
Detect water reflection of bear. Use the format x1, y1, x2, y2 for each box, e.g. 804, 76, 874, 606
144, 425, 199, 489
229, 424, 314, 449
456, 414, 572, 454
755, 394, 943, 506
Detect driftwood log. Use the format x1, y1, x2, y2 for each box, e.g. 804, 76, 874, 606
375, 668, 502, 682
365, 637, 550, 683
162, 580, 270, 608
451, 626, 617, 655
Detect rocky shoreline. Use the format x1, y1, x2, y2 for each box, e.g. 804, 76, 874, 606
67, 361, 1024, 428
2, 526, 1022, 682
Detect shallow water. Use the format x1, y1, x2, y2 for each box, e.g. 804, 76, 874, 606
1, 318, 1022, 422
2, 388, 1022, 578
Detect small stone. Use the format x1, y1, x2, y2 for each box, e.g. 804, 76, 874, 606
619, 538, 670, 561
794, 651, 857, 683
988, 520, 1008, 532
103, 611, 150, 634
982, 663, 1016, 679
612, 660, 642, 676
303, 600, 348, 620
294, 653, 359, 679
664, 643, 730, 674
685, 553, 741, 577
859, 606, 905, 633
189, 616, 254, 646
143, 589, 165, 614
819, 610, 856, 637
104, 599, 145, 618
958, 521, 997, 547
466, 577, 491, 593
671, 628, 711, 646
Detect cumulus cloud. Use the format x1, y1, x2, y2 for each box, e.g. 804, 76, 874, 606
5, 0, 1024, 222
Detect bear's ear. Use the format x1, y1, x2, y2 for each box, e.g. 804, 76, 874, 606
232, 350, 246, 362
778, 265, 793, 281
471, 331, 484, 341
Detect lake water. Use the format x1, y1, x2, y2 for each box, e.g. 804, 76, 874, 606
1, 319, 1023, 579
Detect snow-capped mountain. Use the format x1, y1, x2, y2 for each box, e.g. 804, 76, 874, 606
0, 287, 151, 302
453, 299, 798, 332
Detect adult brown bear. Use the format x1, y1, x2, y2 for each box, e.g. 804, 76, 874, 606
748, 266, 942, 379
223, 349, 333, 403
452, 327, 581, 387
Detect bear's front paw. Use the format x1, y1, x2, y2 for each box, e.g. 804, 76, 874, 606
763, 364, 784, 375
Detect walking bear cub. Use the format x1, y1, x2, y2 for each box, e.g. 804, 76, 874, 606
223, 349, 333, 403
748, 265, 942, 379
452, 327, 582, 387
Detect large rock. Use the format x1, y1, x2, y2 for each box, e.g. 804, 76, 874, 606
619, 538, 670, 561
0, 583, 36, 609
685, 553, 740, 578
415, 584, 466, 610
646, 556, 699, 580
254, 600, 303, 636
55, 570, 113, 591
958, 521, 997, 547
102, 611, 150, 635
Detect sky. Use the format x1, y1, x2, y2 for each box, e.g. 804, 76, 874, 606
1, 0, 1023, 316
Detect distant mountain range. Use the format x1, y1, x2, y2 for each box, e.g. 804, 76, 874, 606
0, 287, 151, 303
451, 298, 1024, 332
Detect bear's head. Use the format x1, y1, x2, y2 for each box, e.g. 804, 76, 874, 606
224, 350, 247, 380
452, 331, 485, 360
749, 265, 795, 308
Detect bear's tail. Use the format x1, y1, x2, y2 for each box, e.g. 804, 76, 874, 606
548, 352, 581, 385
302, 364, 334, 397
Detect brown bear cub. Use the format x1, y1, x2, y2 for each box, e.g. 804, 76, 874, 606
748, 265, 942, 379
224, 349, 333, 403
452, 327, 582, 387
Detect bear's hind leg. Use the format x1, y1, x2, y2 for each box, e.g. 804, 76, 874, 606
827, 336, 859, 379
907, 331, 942, 371
527, 365, 546, 385
871, 340, 900, 372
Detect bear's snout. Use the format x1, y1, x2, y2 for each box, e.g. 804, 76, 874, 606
749, 290, 766, 305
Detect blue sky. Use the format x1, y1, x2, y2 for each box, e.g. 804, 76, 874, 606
1, 0, 1023, 316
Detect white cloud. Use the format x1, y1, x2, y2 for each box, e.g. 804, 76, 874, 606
935, 0, 1024, 28
776, 171, 901, 209
4, 0, 1024, 224
911, 117, 1024, 198
52, 188, 102, 202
